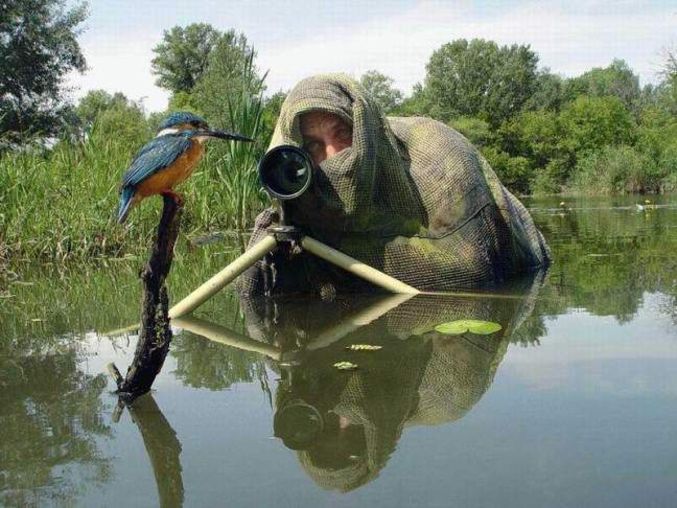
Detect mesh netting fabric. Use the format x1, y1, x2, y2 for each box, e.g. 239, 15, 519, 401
239, 273, 545, 491
240, 73, 550, 296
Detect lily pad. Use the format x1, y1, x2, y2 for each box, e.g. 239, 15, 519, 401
333, 361, 358, 371
346, 344, 382, 351
434, 319, 502, 335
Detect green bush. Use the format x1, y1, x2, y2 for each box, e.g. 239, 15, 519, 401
560, 96, 636, 154
502, 110, 564, 165
530, 159, 568, 195
636, 107, 677, 157
571, 145, 659, 194
658, 143, 677, 192
449, 116, 493, 147
481, 146, 533, 194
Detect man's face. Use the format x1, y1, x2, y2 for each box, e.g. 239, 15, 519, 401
300, 111, 353, 166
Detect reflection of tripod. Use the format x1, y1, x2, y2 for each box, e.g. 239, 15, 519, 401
168, 225, 419, 318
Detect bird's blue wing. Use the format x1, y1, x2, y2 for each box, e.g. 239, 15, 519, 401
121, 136, 192, 187
131, 136, 164, 159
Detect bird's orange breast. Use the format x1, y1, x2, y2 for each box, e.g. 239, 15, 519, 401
136, 140, 204, 197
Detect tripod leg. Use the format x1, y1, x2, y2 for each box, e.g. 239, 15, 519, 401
301, 236, 420, 294
168, 234, 278, 318
172, 315, 282, 360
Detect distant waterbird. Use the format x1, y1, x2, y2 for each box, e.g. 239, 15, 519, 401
117, 112, 253, 224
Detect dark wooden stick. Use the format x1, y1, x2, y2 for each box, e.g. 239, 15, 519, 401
109, 195, 182, 402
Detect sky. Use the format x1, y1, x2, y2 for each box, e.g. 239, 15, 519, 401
66, 0, 677, 112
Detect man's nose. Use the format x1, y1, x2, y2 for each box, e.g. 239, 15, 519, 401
325, 143, 340, 158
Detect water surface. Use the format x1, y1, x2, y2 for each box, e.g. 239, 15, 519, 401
1, 195, 676, 507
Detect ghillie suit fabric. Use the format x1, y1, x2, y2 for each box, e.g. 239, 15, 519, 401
239, 74, 550, 295
240, 271, 545, 492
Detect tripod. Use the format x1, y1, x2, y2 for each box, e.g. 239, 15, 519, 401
168, 224, 419, 318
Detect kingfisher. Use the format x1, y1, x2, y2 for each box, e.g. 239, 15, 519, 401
117, 111, 253, 223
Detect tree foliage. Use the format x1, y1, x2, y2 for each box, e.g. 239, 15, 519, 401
260, 90, 287, 139
449, 116, 493, 148
393, 83, 431, 116
151, 23, 220, 94
524, 70, 564, 112
359, 70, 403, 114
559, 95, 635, 153
564, 59, 640, 111
424, 39, 539, 126
76, 90, 134, 126
77, 90, 150, 145
190, 29, 263, 129
657, 48, 677, 114
0, 0, 87, 140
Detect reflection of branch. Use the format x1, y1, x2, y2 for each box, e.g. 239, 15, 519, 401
127, 394, 184, 508
172, 316, 282, 360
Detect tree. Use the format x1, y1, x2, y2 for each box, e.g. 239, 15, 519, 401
261, 90, 287, 139
449, 116, 493, 147
359, 70, 403, 114
151, 24, 265, 130
525, 70, 565, 112
190, 30, 263, 129
0, 0, 87, 140
656, 48, 677, 114
497, 109, 574, 192
423, 39, 539, 126
564, 59, 640, 111
76, 90, 133, 127
499, 110, 567, 168
559, 95, 636, 154
75, 90, 150, 145
480, 146, 533, 194
151, 23, 220, 94
392, 83, 433, 117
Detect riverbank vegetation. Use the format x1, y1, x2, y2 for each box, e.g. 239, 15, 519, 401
1, 3, 676, 266
390, 42, 677, 196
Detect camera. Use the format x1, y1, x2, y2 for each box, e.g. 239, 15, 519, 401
258, 145, 314, 200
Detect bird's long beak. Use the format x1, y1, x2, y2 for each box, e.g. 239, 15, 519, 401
203, 130, 254, 142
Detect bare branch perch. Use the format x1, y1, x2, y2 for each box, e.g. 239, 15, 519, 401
111, 195, 182, 402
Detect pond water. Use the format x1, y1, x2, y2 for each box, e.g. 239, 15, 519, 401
1, 195, 676, 507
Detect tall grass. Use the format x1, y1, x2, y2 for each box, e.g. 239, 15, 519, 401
0, 70, 271, 267
569, 145, 668, 195
0, 126, 134, 263
185, 54, 269, 233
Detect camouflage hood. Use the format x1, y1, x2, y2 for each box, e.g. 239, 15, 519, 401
240, 74, 550, 295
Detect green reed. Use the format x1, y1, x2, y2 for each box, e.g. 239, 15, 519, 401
0, 89, 271, 269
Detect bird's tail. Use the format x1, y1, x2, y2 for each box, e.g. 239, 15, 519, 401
117, 187, 135, 224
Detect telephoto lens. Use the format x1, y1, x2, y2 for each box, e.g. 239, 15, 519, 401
258, 145, 314, 200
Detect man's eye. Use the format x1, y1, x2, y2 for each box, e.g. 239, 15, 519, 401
336, 128, 352, 140
304, 141, 322, 153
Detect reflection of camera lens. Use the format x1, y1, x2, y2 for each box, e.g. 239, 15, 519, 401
274, 399, 323, 450
259, 145, 313, 200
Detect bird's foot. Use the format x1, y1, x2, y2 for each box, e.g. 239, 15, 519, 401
161, 190, 184, 206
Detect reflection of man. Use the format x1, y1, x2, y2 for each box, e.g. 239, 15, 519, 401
241, 74, 550, 296
240, 282, 545, 492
